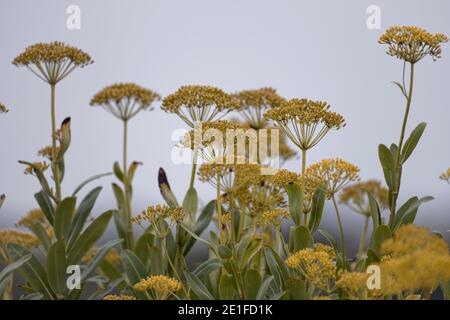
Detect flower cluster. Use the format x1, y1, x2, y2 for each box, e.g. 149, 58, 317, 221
133, 275, 182, 299
302, 158, 360, 196
379, 225, 450, 295
162, 85, 239, 127
379, 26, 448, 63
0, 229, 40, 248
90, 83, 160, 121
259, 208, 289, 226
17, 208, 46, 227
340, 180, 388, 216
336, 271, 369, 299
285, 246, 336, 291
132, 205, 184, 225
264, 99, 345, 150
103, 295, 137, 300
12, 41, 93, 84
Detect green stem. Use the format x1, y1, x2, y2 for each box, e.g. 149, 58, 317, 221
390, 62, 415, 225
331, 194, 346, 260
357, 216, 369, 259
216, 172, 223, 242
50, 84, 61, 203
301, 149, 307, 226
189, 150, 198, 189
123, 119, 133, 248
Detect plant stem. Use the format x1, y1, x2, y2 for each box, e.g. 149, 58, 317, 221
357, 216, 369, 259
331, 194, 346, 260
50, 84, 61, 203
189, 150, 198, 189
389, 62, 415, 225
216, 172, 223, 242
300, 149, 307, 226
123, 119, 133, 248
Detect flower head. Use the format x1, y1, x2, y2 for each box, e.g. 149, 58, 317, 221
302, 158, 360, 196
13, 41, 92, 84
269, 169, 301, 188
233, 87, 285, 129
162, 85, 239, 128
17, 208, 46, 227
378, 225, 450, 296
132, 205, 184, 225
439, 168, 450, 184
0, 229, 40, 248
379, 26, 448, 63
90, 83, 160, 121
336, 271, 369, 299
286, 247, 336, 291
259, 208, 289, 227
340, 180, 388, 216
264, 98, 345, 150
133, 275, 182, 299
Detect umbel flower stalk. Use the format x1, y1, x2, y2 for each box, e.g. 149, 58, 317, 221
378, 27, 448, 224
91, 83, 160, 248
162, 85, 239, 189
12, 42, 93, 203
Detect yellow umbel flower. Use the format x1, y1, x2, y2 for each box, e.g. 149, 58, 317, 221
286, 248, 336, 292
134, 275, 182, 300
0, 103, 9, 114
302, 158, 360, 196
440, 168, 450, 184
90, 83, 160, 121
379, 225, 450, 296
264, 98, 345, 150
379, 26, 448, 63
162, 85, 239, 128
132, 205, 184, 225
269, 169, 301, 188
259, 208, 289, 227
340, 180, 388, 216
12, 41, 92, 84
17, 208, 46, 227
103, 295, 136, 300
336, 271, 369, 299
233, 87, 285, 129
0, 229, 40, 248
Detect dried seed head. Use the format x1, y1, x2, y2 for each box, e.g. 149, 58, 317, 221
340, 180, 389, 216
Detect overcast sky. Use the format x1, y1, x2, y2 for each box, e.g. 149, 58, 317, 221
1, 0, 449, 244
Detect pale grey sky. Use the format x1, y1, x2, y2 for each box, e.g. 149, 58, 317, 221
0, 0, 449, 243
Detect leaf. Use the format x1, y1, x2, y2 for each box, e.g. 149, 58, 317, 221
182, 187, 198, 221
183, 271, 214, 300
318, 229, 338, 252
113, 162, 124, 182
286, 184, 302, 225
286, 278, 307, 300
6, 244, 56, 300
72, 172, 112, 196
0, 253, 32, 297
308, 186, 325, 233
182, 200, 216, 255
193, 258, 222, 278
68, 187, 102, 248
81, 239, 122, 281
256, 276, 274, 300
401, 122, 426, 164
19, 161, 53, 200
29, 223, 52, 251
378, 144, 396, 189
54, 197, 76, 241
391, 81, 407, 98
366, 191, 381, 230
244, 269, 261, 300
179, 222, 216, 254
158, 168, 179, 207
134, 230, 155, 265
394, 196, 433, 229
239, 240, 263, 269
369, 225, 392, 256
219, 274, 236, 300
67, 210, 113, 264
292, 226, 312, 252
127, 161, 142, 183
46, 240, 67, 296
34, 191, 54, 225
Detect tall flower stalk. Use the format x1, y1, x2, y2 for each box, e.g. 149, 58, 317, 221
13, 42, 93, 203
378, 26, 448, 225
91, 83, 160, 248
265, 99, 345, 225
